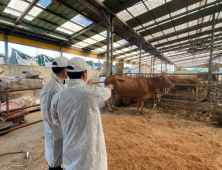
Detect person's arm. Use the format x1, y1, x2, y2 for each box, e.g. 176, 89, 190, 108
40, 90, 56, 124
50, 94, 61, 126
98, 84, 114, 102
87, 79, 93, 85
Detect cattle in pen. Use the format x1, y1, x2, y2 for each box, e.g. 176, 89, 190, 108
166, 76, 199, 101
104, 75, 174, 115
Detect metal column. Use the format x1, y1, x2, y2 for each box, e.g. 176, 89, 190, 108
4, 33, 9, 64
208, 12, 215, 84
153, 51, 155, 73
161, 57, 162, 73
110, 18, 114, 75
139, 42, 142, 75
207, 12, 216, 96
106, 15, 110, 77
150, 56, 152, 73
60, 46, 63, 56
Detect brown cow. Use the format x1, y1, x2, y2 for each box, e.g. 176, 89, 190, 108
167, 76, 199, 101
104, 75, 174, 115
197, 72, 217, 81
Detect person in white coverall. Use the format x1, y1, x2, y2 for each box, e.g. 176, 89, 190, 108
50, 57, 114, 170
40, 56, 69, 170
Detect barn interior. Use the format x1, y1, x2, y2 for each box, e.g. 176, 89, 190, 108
0, 0, 222, 169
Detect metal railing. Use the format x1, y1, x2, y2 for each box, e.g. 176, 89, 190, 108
114, 72, 222, 113
0, 87, 42, 115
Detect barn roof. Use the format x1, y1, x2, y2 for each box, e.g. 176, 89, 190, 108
0, 0, 220, 67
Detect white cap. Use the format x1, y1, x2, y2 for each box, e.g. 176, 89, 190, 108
52, 56, 69, 68
66, 57, 87, 72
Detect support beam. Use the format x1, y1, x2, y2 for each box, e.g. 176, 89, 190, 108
208, 11, 216, 96
112, 0, 141, 13
153, 52, 155, 73
60, 46, 63, 56
15, 0, 39, 25
139, 41, 142, 75
4, 33, 9, 64
70, 21, 103, 39
106, 15, 110, 77
150, 56, 153, 73
110, 18, 114, 75
161, 57, 162, 73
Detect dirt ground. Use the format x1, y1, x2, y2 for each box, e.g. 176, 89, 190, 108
0, 105, 222, 170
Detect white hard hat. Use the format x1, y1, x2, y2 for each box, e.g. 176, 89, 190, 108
52, 56, 69, 68
66, 57, 87, 72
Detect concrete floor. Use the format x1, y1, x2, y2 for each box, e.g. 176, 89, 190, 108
0, 111, 47, 170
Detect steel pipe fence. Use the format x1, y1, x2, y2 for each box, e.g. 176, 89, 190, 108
114, 72, 222, 114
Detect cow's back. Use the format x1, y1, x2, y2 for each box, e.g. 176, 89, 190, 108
105, 75, 148, 98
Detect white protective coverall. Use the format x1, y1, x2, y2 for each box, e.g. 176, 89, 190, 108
51, 79, 111, 170
40, 73, 66, 167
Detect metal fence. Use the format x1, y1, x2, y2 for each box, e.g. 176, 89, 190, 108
114, 72, 222, 113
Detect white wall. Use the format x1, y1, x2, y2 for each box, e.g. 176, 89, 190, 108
0, 64, 102, 83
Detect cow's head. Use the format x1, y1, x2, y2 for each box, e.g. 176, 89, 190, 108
159, 76, 174, 88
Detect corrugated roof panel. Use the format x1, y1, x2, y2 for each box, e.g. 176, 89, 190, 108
90, 34, 106, 41
203, 15, 212, 22
4, 0, 44, 21
74, 41, 90, 47
4, 0, 29, 16
127, 2, 147, 17
56, 27, 73, 34
25, 6, 42, 20
133, 25, 143, 30
114, 49, 124, 54
100, 31, 107, 37
125, 53, 132, 56
72, 44, 82, 49
152, 31, 164, 37
82, 38, 97, 44
71, 14, 93, 27
118, 39, 129, 45
113, 42, 121, 48
96, 47, 106, 52
144, 0, 170, 10
56, 21, 83, 34
116, 56, 124, 59
122, 48, 131, 52
167, 35, 177, 41
116, 10, 133, 22
188, 2, 200, 10
163, 27, 174, 34
175, 23, 188, 31
144, 35, 153, 40
4, 8, 21, 17
158, 39, 167, 44
132, 45, 138, 49
152, 42, 159, 46
37, 0, 52, 8
171, 7, 186, 17
156, 14, 170, 22
218, 12, 222, 19
215, 22, 222, 29
188, 20, 198, 27
189, 30, 196, 35
179, 40, 189, 44
178, 32, 188, 38
143, 20, 155, 27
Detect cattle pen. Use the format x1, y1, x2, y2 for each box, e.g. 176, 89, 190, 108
114, 72, 222, 125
